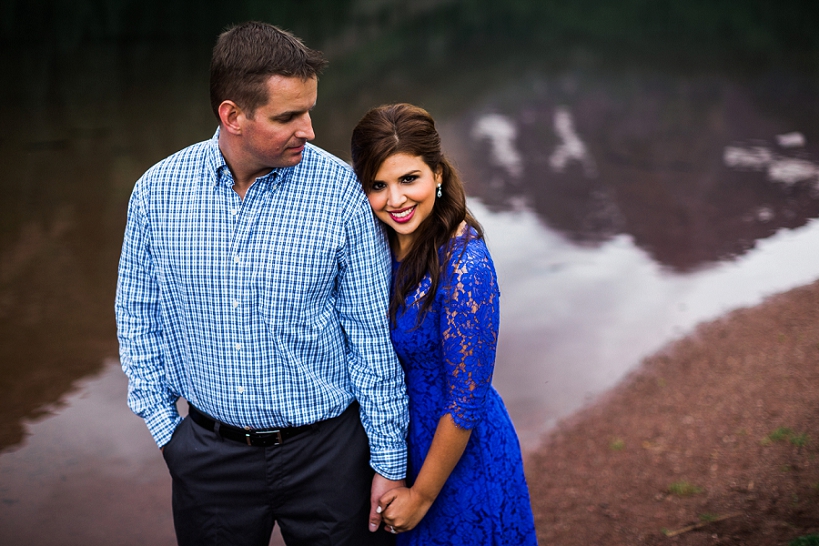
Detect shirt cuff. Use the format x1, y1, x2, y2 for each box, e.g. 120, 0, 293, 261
369, 443, 408, 481
143, 404, 183, 448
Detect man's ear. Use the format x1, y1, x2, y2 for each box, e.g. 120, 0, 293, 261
218, 100, 245, 135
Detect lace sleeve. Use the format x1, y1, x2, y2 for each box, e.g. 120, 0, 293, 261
439, 241, 500, 429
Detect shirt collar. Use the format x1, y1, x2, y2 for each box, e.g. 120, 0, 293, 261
208, 127, 289, 192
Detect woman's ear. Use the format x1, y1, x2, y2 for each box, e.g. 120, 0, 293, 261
434, 165, 443, 185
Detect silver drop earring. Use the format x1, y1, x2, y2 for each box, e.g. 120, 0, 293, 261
436, 184, 442, 198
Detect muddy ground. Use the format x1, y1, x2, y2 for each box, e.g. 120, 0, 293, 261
527, 279, 819, 545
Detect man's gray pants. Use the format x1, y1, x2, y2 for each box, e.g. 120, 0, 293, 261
162, 402, 395, 546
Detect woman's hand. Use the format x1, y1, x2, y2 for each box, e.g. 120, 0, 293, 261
377, 486, 434, 533
377, 414, 472, 534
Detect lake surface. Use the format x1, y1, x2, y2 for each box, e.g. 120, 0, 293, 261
2, 3, 819, 544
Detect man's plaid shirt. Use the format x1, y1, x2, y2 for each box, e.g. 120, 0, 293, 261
115, 133, 408, 479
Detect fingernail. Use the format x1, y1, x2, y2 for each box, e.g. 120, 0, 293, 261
369, 523, 377, 531
376, 506, 382, 514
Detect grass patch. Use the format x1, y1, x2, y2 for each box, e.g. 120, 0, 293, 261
770, 427, 795, 442
789, 535, 819, 546
761, 427, 810, 447
610, 438, 625, 451
698, 513, 718, 522
790, 433, 810, 447
668, 481, 703, 497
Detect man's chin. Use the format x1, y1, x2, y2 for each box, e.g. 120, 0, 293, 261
274, 151, 304, 169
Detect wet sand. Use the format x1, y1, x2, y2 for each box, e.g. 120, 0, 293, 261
527, 279, 819, 544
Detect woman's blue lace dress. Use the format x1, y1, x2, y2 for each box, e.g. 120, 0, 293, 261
392, 229, 538, 546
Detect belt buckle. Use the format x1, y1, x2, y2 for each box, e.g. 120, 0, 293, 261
245, 429, 283, 446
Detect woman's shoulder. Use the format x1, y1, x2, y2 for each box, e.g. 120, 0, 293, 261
448, 224, 491, 261
443, 224, 497, 282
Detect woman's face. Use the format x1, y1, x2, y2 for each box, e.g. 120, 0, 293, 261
366, 153, 441, 251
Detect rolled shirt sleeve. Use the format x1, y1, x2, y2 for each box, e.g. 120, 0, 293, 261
337, 195, 409, 480
115, 178, 181, 448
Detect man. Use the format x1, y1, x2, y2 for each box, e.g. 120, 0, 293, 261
115, 21, 408, 546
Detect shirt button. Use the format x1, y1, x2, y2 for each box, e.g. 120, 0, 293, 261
231, 209, 238, 216
237, 386, 245, 393
232, 299, 239, 308
235, 343, 242, 351
233, 256, 240, 264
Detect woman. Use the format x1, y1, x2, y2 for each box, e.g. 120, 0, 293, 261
351, 103, 538, 545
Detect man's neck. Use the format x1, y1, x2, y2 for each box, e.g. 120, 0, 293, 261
217, 131, 272, 200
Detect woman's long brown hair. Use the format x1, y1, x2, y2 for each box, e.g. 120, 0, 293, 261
351, 103, 483, 323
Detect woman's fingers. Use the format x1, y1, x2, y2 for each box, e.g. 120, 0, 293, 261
378, 488, 400, 525
378, 488, 398, 511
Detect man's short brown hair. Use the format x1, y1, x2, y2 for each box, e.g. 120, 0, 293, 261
209, 21, 327, 120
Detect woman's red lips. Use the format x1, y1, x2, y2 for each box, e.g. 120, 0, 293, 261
388, 206, 415, 223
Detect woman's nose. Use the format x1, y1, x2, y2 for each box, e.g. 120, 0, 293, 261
386, 185, 406, 208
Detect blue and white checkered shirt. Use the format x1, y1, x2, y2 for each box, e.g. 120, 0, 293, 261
115, 131, 408, 479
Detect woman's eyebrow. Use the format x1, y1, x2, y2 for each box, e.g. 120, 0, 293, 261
373, 169, 422, 183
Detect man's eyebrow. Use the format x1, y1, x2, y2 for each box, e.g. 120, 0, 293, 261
273, 104, 316, 120
273, 110, 302, 119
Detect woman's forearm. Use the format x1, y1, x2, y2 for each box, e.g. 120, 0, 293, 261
412, 413, 472, 503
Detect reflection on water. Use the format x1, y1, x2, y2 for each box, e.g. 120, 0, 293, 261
0, 361, 176, 545
2, 1, 819, 542
478, 205, 819, 448
724, 137, 819, 187
447, 72, 819, 272
0, 361, 286, 545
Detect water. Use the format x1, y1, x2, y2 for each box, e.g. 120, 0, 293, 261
2, 2, 819, 544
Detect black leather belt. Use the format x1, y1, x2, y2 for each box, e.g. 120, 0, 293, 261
187, 403, 313, 447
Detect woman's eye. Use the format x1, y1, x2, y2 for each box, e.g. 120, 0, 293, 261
371, 181, 386, 191
401, 175, 417, 183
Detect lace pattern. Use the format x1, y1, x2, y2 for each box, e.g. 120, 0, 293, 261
391, 229, 538, 545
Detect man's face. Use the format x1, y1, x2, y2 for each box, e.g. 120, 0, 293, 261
240, 75, 317, 170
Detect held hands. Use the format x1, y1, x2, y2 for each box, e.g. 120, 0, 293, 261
377, 486, 434, 534
369, 474, 405, 533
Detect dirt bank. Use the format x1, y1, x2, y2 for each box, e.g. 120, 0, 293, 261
527, 279, 819, 545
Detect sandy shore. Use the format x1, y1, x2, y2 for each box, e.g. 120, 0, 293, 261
526, 279, 819, 545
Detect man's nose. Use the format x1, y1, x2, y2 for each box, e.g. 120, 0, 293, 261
296, 113, 315, 141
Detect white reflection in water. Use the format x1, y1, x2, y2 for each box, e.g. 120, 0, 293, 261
471, 113, 523, 178
775, 131, 805, 148
548, 106, 597, 178
724, 136, 819, 188
478, 200, 819, 450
